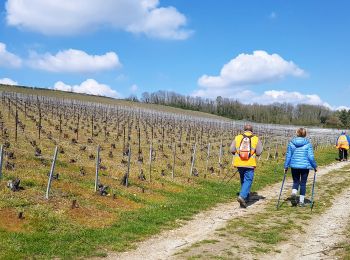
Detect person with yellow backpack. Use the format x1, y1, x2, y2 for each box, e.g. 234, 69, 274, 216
230, 124, 263, 208
336, 131, 350, 161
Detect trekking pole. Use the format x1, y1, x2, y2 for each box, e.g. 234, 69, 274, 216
221, 168, 230, 182
225, 169, 239, 184
221, 168, 237, 183
310, 170, 317, 211
276, 170, 287, 210
0, 144, 3, 180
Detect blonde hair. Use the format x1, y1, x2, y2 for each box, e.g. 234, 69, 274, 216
296, 128, 307, 137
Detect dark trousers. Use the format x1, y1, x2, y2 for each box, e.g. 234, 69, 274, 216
291, 168, 309, 196
339, 149, 348, 161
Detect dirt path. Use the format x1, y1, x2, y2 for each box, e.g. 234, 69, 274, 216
106, 162, 349, 260
264, 186, 350, 260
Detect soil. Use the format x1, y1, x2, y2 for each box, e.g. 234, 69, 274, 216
0, 208, 29, 232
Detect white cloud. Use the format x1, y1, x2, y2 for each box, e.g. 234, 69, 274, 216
192, 87, 331, 107
0, 77, 18, 85
198, 50, 305, 88
53, 79, 121, 98
0, 42, 22, 68
251, 90, 330, 107
130, 84, 138, 93
336, 106, 350, 111
5, 0, 192, 40
28, 49, 120, 73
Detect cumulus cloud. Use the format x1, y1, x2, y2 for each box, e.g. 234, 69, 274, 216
28, 49, 120, 73
5, 0, 192, 39
0, 42, 22, 68
336, 106, 350, 111
193, 50, 314, 105
53, 79, 121, 98
0, 77, 18, 85
192, 87, 330, 107
198, 50, 305, 88
251, 90, 330, 106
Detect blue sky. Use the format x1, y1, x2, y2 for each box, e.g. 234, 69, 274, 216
0, 0, 349, 109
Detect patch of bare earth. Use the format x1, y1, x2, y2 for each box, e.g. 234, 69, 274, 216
104, 162, 349, 260
0, 208, 29, 232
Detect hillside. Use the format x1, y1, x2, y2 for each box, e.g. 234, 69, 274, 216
0, 84, 343, 258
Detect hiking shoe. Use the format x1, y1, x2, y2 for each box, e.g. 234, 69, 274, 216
291, 194, 298, 207
237, 196, 247, 208
298, 202, 305, 207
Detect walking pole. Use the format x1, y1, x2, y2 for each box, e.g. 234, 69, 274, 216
310, 170, 317, 211
45, 146, 58, 200
276, 170, 287, 210
225, 169, 239, 184
0, 145, 3, 180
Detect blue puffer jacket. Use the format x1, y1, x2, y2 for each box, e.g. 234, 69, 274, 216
284, 137, 317, 170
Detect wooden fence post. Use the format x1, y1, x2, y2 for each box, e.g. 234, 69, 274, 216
148, 143, 153, 183
205, 143, 211, 176
94, 145, 100, 192
190, 143, 197, 176
172, 142, 176, 180
0, 145, 3, 180
126, 145, 131, 187
45, 146, 58, 199
219, 139, 223, 175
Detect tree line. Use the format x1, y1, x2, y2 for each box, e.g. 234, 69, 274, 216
128, 91, 350, 128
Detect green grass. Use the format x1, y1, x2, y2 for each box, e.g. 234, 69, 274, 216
0, 147, 338, 259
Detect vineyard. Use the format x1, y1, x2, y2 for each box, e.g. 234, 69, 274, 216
0, 87, 340, 258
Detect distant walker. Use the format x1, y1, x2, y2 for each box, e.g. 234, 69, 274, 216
336, 131, 350, 161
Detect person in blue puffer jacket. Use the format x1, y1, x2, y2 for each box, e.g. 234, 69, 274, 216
284, 128, 318, 207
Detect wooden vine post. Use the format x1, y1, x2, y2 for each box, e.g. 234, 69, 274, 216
0, 144, 3, 180
76, 113, 80, 141
45, 146, 58, 199
126, 145, 131, 187
190, 142, 197, 176
37, 96, 42, 140
91, 114, 94, 138
138, 127, 141, 155
15, 96, 18, 142
94, 145, 100, 192
148, 142, 153, 183
205, 143, 211, 176
172, 142, 176, 180
218, 139, 223, 176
